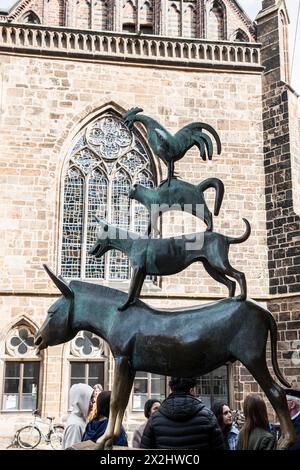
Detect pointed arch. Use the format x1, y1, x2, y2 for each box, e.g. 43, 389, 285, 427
3, 315, 41, 339
168, 2, 181, 37
140, 0, 153, 34
20, 10, 41, 24
206, 0, 226, 41
183, 4, 197, 39
279, 9, 290, 83
231, 28, 249, 42
123, 0, 137, 32
60, 105, 157, 280
93, 0, 109, 30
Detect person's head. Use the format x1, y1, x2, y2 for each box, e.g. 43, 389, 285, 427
69, 383, 93, 420
144, 399, 161, 419
242, 394, 270, 449
92, 384, 103, 401
169, 377, 197, 395
285, 389, 300, 418
96, 390, 111, 419
211, 402, 233, 430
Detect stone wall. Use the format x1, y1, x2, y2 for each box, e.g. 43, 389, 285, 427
257, 1, 300, 296
0, 54, 267, 296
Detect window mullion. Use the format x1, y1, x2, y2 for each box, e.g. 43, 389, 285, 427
106, 177, 112, 280
85, 363, 89, 385
81, 175, 89, 278
20, 362, 24, 410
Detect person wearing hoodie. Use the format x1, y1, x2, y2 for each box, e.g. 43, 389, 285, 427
82, 391, 128, 446
140, 377, 225, 450
62, 383, 93, 449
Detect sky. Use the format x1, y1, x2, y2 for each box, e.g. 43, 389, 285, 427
1, 0, 299, 93
238, 0, 300, 95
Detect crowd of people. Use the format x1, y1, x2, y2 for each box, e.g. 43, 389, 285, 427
61, 379, 300, 451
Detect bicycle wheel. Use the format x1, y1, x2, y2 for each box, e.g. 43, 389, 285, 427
17, 425, 41, 449
50, 425, 64, 450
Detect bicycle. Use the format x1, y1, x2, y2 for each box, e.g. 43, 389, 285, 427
15, 409, 64, 450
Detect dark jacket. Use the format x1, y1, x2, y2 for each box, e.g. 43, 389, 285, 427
140, 393, 225, 450
237, 427, 276, 450
289, 413, 300, 450
82, 418, 128, 446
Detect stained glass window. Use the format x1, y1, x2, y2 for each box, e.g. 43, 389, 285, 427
61, 112, 156, 279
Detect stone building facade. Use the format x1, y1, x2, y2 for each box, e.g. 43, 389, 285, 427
0, 0, 299, 442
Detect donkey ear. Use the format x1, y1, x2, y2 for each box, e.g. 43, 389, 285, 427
43, 264, 74, 299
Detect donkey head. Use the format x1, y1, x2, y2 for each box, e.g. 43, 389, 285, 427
35, 265, 76, 352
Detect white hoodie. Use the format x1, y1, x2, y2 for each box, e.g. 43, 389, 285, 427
62, 383, 93, 449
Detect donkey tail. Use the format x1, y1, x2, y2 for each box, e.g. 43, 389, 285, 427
227, 218, 251, 245
198, 178, 225, 216
269, 313, 291, 387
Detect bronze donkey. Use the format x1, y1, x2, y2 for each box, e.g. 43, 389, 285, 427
35, 266, 296, 450
90, 217, 250, 310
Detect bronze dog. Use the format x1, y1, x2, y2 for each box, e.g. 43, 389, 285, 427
90, 217, 251, 310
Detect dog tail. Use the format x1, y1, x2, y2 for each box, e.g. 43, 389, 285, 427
198, 178, 224, 216
227, 218, 251, 245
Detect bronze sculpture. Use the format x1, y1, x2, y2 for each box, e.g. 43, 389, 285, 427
90, 217, 250, 310
123, 107, 221, 185
35, 265, 296, 450
35, 108, 296, 449
129, 177, 224, 235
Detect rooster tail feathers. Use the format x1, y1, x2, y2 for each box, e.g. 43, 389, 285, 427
177, 122, 222, 156
193, 133, 214, 160
193, 136, 207, 160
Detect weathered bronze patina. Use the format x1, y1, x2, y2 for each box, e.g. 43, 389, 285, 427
35, 265, 296, 450
129, 177, 224, 234
90, 217, 250, 310
35, 109, 296, 450
123, 107, 221, 185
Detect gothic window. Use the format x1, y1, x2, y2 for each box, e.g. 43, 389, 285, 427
93, 0, 109, 30
123, 0, 137, 33
279, 10, 290, 83
6, 326, 36, 357
70, 331, 105, 358
140, 1, 153, 34
61, 111, 156, 280
168, 2, 181, 37
183, 3, 197, 39
69, 331, 106, 390
3, 326, 40, 411
207, 0, 226, 41
21, 11, 41, 24
232, 29, 249, 42
76, 0, 91, 29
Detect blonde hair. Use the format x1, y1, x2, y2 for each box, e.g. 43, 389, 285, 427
87, 384, 103, 421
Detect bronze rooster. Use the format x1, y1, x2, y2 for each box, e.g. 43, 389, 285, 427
123, 107, 222, 185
